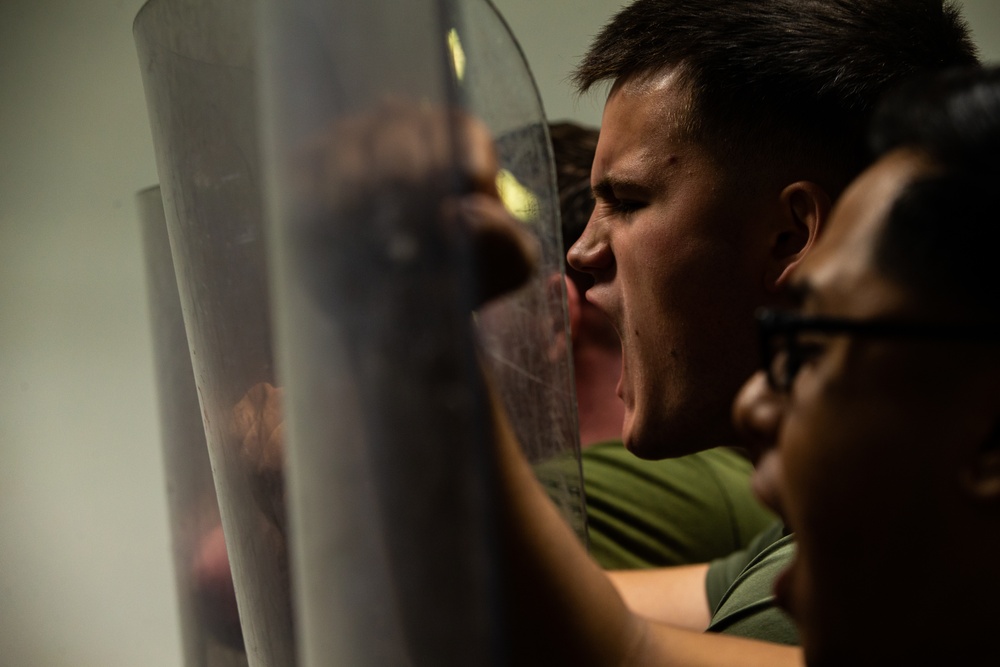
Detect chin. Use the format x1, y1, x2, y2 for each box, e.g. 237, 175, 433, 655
622, 439, 661, 460
619, 413, 655, 459
628, 421, 713, 461
621, 414, 680, 460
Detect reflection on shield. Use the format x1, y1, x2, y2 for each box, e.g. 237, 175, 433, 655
135, 0, 585, 664
137, 184, 249, 667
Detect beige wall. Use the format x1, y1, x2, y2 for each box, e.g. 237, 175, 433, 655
0, 1, 995, 664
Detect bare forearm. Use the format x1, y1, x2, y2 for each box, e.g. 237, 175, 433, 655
489, 384, 646, 665
608, 565, 713, 631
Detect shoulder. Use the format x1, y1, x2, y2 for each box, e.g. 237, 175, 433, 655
706, 532, 799, 645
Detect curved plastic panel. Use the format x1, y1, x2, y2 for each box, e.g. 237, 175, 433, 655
137, 185, 250, 667
135, 0, 584, 662
457, 0, 587, 540
258, 0, 581, 665
133, 3, 296, 666
258, 3, 499, 665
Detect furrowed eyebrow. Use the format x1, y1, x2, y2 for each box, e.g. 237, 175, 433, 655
591, 177, 647, 201
591, 180, 615, 201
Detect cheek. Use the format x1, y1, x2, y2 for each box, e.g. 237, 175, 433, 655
629, 228, 761, 328
777, 405, 885, 648
777, 364, 906, 545
613, 232, 676, 350
778, 369, 944, 608
786, 360, 960, 511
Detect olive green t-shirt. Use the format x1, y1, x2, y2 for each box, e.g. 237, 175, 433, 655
535, 440, 797, 646
705, 521, 799, 645
567, 441, 776, 568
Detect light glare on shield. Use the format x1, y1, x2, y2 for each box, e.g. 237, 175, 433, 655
448, 28, 466, 82
496, 169, 538, 223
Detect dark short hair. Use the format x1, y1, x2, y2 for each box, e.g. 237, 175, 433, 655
868, 66, 1000, 317
549, 121, 600, 257
574, 0, 979, 193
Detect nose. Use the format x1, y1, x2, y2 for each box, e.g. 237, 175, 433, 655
566, 212, 613, 277
732, 371, 785, 463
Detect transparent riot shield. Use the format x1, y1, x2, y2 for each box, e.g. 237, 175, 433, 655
137, 184, 249, 667
457, 0, 587, 540
133, 3, 296, 666
257, 0, 583, 665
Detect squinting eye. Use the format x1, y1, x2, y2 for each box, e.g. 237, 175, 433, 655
609, 199, 643, 215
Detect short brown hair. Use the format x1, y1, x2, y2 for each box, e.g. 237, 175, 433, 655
575, 0, 979, 193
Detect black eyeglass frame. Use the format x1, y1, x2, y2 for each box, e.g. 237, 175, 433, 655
755, 308, 1000, 391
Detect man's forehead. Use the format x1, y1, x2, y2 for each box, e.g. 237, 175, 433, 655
611, 66, 690, 98
607, 68, 694, 130
595, 70, 697, 181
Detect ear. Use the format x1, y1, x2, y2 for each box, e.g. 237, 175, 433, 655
960, 419, 1000, 505
764, 181, 832, 292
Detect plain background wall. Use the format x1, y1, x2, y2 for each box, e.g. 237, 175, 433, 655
1, 1, 998, 664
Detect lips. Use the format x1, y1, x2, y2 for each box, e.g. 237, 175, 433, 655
583, 285, 618, 327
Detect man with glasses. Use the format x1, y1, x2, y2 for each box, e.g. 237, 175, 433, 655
733, 64, 1000, 665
